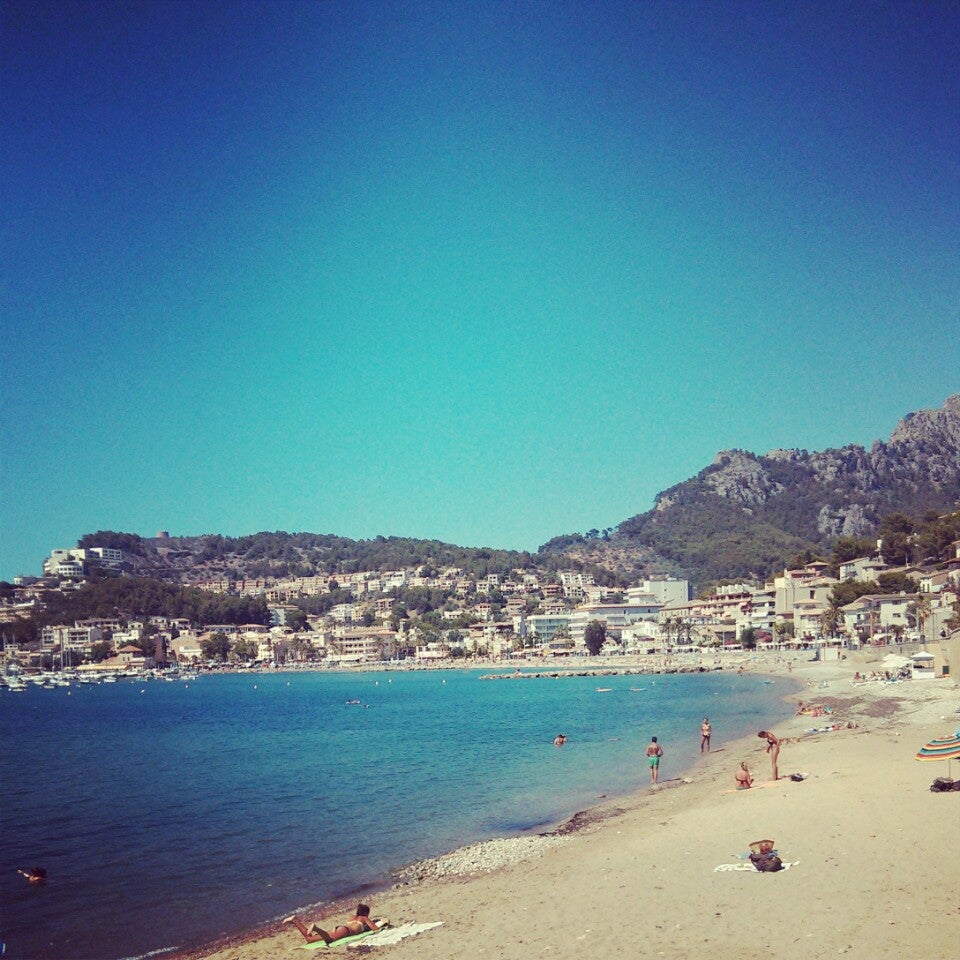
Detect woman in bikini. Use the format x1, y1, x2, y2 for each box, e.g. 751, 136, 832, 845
284, 902, 379, 945
735, 762, 753, 789
757, 730, 781, 781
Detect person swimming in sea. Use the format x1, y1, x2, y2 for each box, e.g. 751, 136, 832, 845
17, 867, 47, 885
283, 903, 380, 945
554, 733, 567, 746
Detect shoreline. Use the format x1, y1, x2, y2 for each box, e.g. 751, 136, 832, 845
157, 659, 806, 960
163, 655, 960, 960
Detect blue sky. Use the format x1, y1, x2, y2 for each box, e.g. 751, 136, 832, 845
3, 0, 958, 578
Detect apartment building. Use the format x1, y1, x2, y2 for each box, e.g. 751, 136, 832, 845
634, 578, 689, 605
569, 600, 663, 646
328, 627, 397, 662
773, 569, 836, 616
527, 613, 572, 642
838, 557, 887, 581
841, 594, 916, 641
41, 624, 104, 655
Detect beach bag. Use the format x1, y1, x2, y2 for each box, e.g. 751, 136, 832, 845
930, 777, 959, 792
749, 852, 783, 872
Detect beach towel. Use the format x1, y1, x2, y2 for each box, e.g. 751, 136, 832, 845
714, 860, 799, 873
351, 922, 443, 946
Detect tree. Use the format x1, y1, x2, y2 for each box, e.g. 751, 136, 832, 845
288, 636, 314, 661
132, 622, 160, 657
877, 513, 915, 565
876, 572, 918, 594
88, 641, 113, 662
830, 536, 875, 567
831, 579, 877, 608
231, 638, 258, 662
909, 593, 932, 641
774, 621, 795, 644
200, 631, 231, 661
584, 620, 606, 656
739, 626, 758, 650
818, 609, 839, 639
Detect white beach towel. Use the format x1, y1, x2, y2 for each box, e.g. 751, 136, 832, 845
346, 922, 443, 948
714, 860, 799, 873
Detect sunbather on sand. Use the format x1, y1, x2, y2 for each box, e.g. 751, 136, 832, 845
735, 762, 753, 789
283, 902, 379, 944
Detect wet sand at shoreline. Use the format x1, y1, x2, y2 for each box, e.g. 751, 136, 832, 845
170, 656, 960, 960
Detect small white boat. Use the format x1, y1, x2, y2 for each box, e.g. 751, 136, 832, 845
595, 687, 613, 693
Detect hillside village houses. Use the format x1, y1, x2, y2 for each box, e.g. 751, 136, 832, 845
3, 542, 959, 676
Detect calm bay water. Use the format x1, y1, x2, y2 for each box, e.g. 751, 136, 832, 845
0, 668, 795, 960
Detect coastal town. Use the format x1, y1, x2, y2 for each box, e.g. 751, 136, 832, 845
3, 534, 959, 681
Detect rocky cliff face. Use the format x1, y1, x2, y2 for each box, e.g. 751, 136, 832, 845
673, 395, 959, 534
612, 395, 960, 585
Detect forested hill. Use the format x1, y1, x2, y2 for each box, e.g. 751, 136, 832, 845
79, 530, 548, 583
592, 393, 960, 585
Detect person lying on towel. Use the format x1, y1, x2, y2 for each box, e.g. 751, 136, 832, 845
283, 902, 380, 944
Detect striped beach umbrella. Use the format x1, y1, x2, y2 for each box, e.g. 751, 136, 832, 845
915, 733, 960, 778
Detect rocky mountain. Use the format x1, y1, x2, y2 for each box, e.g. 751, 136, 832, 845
78, 396, 959, 593
599, 394, 960, 586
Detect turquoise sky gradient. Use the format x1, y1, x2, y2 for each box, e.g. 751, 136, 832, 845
3, 1, 959, 577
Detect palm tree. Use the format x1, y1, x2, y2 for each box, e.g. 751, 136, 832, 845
819, 608, 840, 639
774, 621, 795, 646
909, 593, 932, 646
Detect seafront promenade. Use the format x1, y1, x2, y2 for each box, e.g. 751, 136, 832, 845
172, 654, 960, 960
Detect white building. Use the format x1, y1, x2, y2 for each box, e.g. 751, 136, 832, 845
773, 571, 836, 617
527, 613, 573, 642
838, 557, 887, 581
569, 601, 663, 646
840, 594, 916, 641
41, 624, 104, 655
634, 578, 689, 606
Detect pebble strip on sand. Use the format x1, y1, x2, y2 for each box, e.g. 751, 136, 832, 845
393, 834, 566, 884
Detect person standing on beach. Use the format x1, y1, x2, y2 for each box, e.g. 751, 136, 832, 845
646, 736, 663, 784
758, 731, 781, 780
700, 717, 712, 752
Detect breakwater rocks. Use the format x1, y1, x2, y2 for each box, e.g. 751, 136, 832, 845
479, 665, 720, 680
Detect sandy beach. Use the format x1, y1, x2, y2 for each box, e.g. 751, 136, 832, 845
175, 657, 960, 960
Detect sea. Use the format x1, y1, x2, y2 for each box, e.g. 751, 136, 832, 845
0, 667, 797, 960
